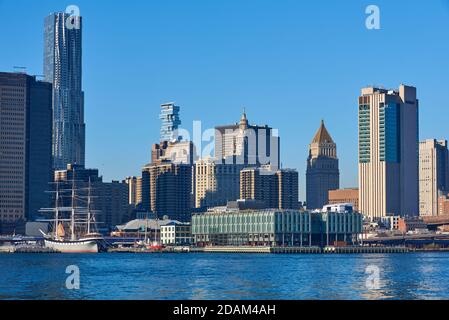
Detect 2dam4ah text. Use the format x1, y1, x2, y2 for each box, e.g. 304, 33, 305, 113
172, 304, 277, 318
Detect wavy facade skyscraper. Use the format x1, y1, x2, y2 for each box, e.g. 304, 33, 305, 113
44, 12, 85, 170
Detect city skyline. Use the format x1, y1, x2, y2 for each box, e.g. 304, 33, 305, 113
1, 1, 449, 200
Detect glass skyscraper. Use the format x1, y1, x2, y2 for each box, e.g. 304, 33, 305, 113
358, 85, 419, 219
159, 102, 181, 142
44, 12, 85, 170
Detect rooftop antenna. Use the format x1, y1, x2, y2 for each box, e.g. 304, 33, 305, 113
13, 66, 27, 74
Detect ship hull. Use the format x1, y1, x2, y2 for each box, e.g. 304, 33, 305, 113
44, 239, 99, 253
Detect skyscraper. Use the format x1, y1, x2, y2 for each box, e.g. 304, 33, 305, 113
159, 102, 181, 142
125, 176, 143, 206
44, 12, 85, 170
419, 139, 449, 216
358, 85, 419, 219
240, 165, 299, 209
215, 111, 280, 168
0, 72, 53, 231
195, 158, 244, 208
306, 120, 339, 210
141, 162, 192, 221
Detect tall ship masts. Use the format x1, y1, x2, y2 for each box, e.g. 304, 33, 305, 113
39, 177, 103, 253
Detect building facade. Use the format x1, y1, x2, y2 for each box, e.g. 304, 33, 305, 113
192, 206, 362, 247
159, 102, 181, 142
419, 139, 449, 216
141, 162, 192, 221
195, 158, 243, 208
192, 209, 312, 246
358, 85, 419, 219
240, 166, 299, 210
160, 221, 192, 245
125, 176, 143, 206
152, 140, 195, 165
215, 111, 280, 169
306, 120, 339, 210
438, 193, 449, 216
0, 72, 53, 232
328, 188, 359, 212
44, 12, 85, 170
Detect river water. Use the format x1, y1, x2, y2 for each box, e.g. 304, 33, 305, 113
1, 252, 448, 300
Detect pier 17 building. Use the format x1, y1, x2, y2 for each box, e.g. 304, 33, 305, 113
191, 202, 362, 247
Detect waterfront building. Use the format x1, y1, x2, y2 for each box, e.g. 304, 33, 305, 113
358, 85, 419, 219
240, 165, 299, 209
112, 217, 181, 241
215, 111, 280, 168
160, 221, 192, 245
380, 216, 401, 230
0, 72, 53, 233
44, 12, 85, 170
328, 188, 359, 212
191, 202, 363, 247
316, 204, 363, 246
159, 102, 181, 142
195, 158, 244, 208
55, 164, 130, 230
306, 120, 339, 210
419, 139, 449, 216
398, 217, 427, 233
141, 162, 192, 221
192, 208, 312, 247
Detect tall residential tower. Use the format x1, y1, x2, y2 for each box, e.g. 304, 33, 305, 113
159, 102, 181, 142
358, 85, 419, 219
44, 12, 85, 170
419, 139, 449, 216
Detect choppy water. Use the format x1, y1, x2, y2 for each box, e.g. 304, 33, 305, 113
0, 252, 448, 300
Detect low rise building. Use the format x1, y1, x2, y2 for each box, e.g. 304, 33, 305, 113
380, 216, 401, 230
192, 202, 363, 247
328, 188, 359, 212
398, 217, 427, 233
160, 221, 192, 245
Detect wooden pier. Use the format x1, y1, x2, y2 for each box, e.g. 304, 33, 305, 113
190, 245, 409, 254
323, 246, 409, 254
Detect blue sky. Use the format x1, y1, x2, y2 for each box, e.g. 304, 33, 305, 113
1, 0, 449, 200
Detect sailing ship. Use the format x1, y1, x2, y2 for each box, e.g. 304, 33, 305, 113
39, 178, 104, 253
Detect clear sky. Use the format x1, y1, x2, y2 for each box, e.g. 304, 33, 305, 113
1, 0, 449, 200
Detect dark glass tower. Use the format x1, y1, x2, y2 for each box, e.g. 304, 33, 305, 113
0, 72, 52, 226
44, 12, 85, 170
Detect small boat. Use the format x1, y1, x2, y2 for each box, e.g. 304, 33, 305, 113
146, 241, 164, 251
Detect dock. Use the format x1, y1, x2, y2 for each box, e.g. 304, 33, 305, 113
189, 246, 409, 254
0, 245, 58, 253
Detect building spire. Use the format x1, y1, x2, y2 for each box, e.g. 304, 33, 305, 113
240, 108, 248, 128
312, 119, 334, 144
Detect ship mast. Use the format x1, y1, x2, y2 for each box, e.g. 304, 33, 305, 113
87, 177, 92, 235
71, 178, 76, 241
55, 182, 60, 240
